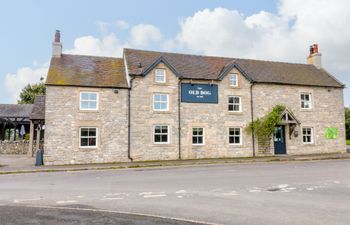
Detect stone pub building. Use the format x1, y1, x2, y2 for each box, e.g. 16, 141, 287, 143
44, 31, 346, 165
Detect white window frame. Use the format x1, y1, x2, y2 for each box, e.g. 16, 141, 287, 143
228, 96, 242, 112
155, 69, 166, 83
79, 127, 98, 148
300, 93, 312, 109
153, 125, 170, 144
229, 73, 238, 87
192, 127, 205, 145
153, 93, 169, 111
229, 127, 242, 145
80, 92, 99, 110
302, 127, 314, 144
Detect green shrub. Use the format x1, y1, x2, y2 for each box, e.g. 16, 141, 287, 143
246, 104, 286, 150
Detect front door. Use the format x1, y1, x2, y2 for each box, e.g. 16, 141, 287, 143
274, 125, 286, 154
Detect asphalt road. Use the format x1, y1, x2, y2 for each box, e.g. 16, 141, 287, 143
0, 160, 350, 225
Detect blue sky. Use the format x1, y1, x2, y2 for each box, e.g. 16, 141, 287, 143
1, 0, 349, 106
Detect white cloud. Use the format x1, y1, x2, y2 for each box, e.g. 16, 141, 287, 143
5, 63, 48, 103
3, 0, 350, 105
64, 33, 128, 57
116, 20, 130, 30
169, 0, 350, 105
130, 24, 162, 47
173, 0, 350, 73
95, 21, 110, 34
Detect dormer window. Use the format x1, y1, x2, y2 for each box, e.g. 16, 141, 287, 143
155, 69, 166, 83
229, 73, 238, 87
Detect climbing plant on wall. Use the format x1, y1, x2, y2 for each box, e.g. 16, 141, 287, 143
246, 104, 286, 152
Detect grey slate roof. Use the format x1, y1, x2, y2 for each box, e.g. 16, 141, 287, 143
46, 54, 128, 88
30, 95, 45, 120
0, 104, 33, 118
124, 48, 344, 88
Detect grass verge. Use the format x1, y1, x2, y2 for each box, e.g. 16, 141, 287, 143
346, 140, 350, 145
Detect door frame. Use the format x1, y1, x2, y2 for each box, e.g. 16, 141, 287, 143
274, 125, 287, 155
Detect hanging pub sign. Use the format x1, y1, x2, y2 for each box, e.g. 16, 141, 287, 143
181, 83, 218, 104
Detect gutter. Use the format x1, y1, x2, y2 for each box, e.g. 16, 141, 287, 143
250, 82, 256, 157
127, 76, 136, 162
178, 78, 183, 159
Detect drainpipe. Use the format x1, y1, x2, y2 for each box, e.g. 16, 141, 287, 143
178, 78, 182, 159
127, 76, 135, 162
250, 82, 256, 157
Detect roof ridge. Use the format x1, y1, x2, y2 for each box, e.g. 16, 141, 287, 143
124, 48, 315, 67
124, 48, 233, 60
61, 53, 122, 60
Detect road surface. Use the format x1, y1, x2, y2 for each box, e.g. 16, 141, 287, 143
0, 160, 349, 225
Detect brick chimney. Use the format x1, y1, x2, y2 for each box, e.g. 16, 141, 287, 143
52, 30, 62, 58
307, 44, 322, 69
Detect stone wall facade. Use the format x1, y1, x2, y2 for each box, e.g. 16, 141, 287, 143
44, 86, 129, 165
0, 141, 30, 154
44, 64, 346, 165
252, 84, 346, 155
130, 64, 254, 161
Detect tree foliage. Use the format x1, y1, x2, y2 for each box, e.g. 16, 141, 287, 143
246, 104, 286, 150
346, 107, 350, 140
17, 83, 45, 104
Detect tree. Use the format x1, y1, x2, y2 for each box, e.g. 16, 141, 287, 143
17, 83, 45, 104
346, 107, 350, 140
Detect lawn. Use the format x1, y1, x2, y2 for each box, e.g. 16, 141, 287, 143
347, 140, 350, 145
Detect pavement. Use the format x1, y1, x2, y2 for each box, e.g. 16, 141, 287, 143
0, 160, 350, 225
0, 205, 201, 225
347, 145, 350, 153
1, 152, 350, 174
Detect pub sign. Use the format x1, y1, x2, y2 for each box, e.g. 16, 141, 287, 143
181, 83, 218, 104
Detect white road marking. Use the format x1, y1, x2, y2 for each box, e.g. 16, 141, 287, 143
248, 187, 261, 193
13, 198, 41, 203
177, 196, 183, 198
139, 192, 166, 198
222, 191, 238, 196
102, 193, 128, 200
175, 190, 186, 194
56, 200, 77, 204
102, 197, 124, 200
143, 194, 167, 198
278, 184, 289, 188
74, 195, 85, 198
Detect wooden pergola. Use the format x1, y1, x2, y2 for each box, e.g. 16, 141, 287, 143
0, 104, 33, 141
29, 95, 45, 156
0, 95, 45, 157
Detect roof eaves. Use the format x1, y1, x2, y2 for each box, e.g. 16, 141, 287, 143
45, 83, 129, 89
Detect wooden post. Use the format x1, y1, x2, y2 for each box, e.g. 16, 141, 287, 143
0, 123, 5, 141
13, 123, 17, 141
28, 121, 34, 157
8, 128, 10, 141
35, 124, 41, 151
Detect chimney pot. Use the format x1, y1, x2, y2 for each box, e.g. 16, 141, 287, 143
52, 30, 62, 58
307, 44, 322, 69
309, 45, 314, 56
54, 30, 61, 43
